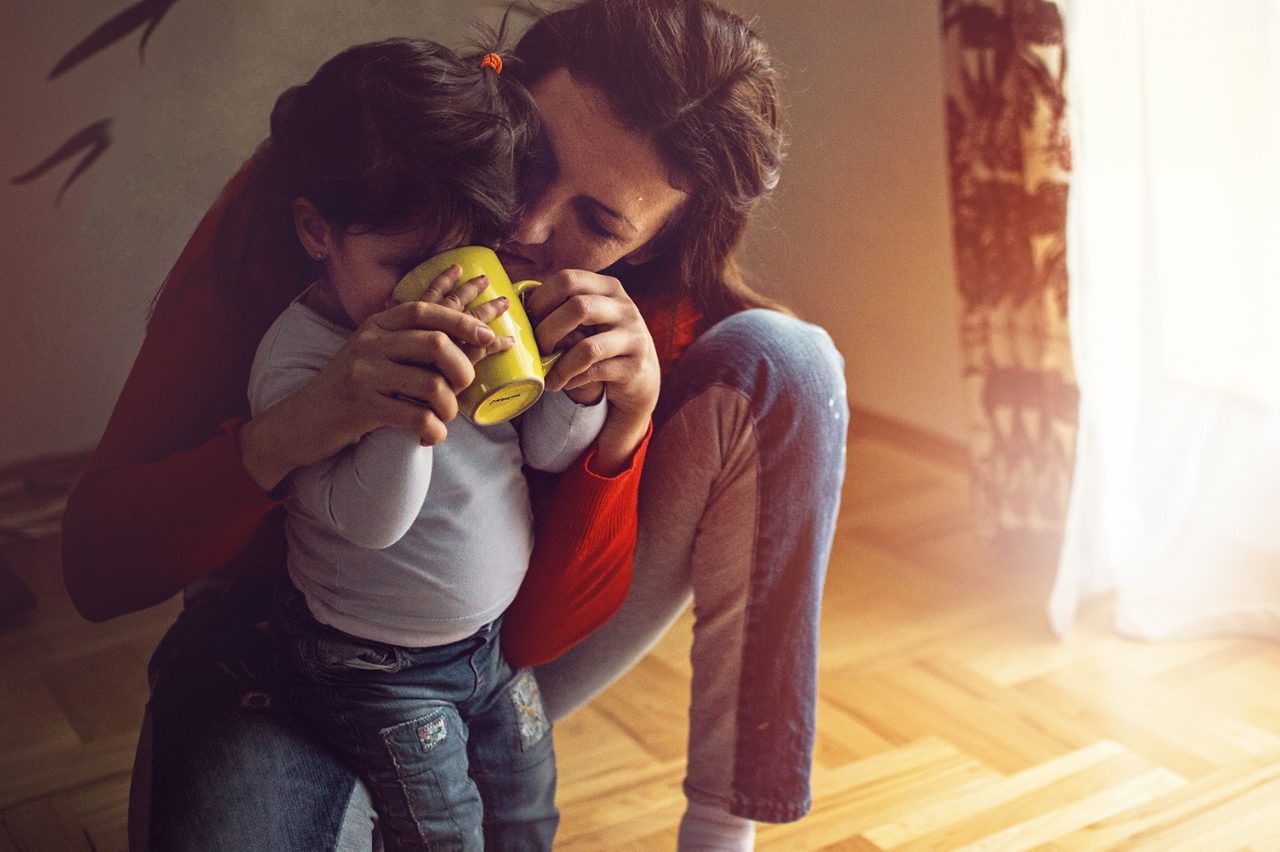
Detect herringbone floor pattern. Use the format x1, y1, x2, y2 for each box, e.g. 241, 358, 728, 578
6, 426, 1280, 849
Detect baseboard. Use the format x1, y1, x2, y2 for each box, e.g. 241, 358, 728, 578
0, 450, 91, 542
849, 406, 968, 470
0, 553, 37, 628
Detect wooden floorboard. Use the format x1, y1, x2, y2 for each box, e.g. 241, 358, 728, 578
6, 428, 1280, 849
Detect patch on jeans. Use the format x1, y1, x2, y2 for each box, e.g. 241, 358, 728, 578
239, 689, 272, 712
509, 670, 550, 750
414, 714, 448, 751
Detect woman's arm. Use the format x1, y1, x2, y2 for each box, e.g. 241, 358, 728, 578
524, 269, 660, 476
62, 289, 281, 621
501, 270, 667, 666
502, 423, 651, 668
61, 157, 504, 621
63, 296, 504, 619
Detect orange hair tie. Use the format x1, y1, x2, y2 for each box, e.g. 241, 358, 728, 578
480, 53, 503, 74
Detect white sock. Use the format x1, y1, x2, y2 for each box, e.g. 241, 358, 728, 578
677, 801, 756, 851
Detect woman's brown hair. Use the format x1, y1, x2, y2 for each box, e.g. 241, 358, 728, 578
512, 0, 790, 323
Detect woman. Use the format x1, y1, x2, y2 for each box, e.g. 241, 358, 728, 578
63, 0, 847, 848
512, 2, 847, 845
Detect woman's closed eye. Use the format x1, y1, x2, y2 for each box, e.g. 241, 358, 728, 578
575, 199, 623, 243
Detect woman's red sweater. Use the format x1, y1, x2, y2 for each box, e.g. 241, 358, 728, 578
61, 161, 700, 668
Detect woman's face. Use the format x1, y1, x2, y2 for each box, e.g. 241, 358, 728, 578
499, 68, 689, 282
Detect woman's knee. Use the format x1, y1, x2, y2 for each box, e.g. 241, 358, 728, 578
665, 308, 848, 432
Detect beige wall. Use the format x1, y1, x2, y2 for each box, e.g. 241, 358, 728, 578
734, 0, 964, 443
0, 0, 964, 469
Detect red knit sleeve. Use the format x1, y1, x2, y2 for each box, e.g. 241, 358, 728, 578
501, 424, 650, 668
63, 419, 281, 620
501, 292, 696, 667
61, 160, 285, 622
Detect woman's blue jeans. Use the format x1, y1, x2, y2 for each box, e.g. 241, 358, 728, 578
131, 309, 848, 847
535, 309, 848, 822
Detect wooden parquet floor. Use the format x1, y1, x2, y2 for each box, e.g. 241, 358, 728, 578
6, 428, 1280, 850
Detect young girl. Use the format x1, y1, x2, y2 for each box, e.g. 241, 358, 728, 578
245, 38, 607, 849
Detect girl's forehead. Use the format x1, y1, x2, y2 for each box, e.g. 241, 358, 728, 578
354, 222, 459, 255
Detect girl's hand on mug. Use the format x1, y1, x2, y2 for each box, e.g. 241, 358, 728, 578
404, 264, 516, 365
523, 269, 659, 473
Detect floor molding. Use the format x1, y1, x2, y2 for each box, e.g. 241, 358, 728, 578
848, 405, 967, 470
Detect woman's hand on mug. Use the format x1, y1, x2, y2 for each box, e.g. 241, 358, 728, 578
523, 269, 660, 473
240, 290, 511, 491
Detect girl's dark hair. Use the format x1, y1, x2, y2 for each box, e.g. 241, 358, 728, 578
266, 38, 536, 243
512, 0, 790, 323
170, 36, 538, 333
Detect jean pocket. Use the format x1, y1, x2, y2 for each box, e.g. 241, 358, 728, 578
276, 629, 404, 687
308, 633, 403, 673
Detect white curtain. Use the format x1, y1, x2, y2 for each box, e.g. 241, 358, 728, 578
1051, 1, 1280, 640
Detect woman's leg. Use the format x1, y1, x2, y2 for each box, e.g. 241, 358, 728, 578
136, 577, 379, 851
535, 309, 848, 823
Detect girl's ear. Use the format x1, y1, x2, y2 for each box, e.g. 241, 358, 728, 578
293, 197, 334, 260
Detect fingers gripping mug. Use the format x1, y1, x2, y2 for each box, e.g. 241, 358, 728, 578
392, 246, 559, 425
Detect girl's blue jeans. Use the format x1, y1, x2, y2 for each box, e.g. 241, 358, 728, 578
132, 309, 848, 848
269, 582, 557, 850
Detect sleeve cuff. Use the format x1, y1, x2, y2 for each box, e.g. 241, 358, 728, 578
539, 387, 607, 421
218, 417, 288, 505
581, 419, 653, 481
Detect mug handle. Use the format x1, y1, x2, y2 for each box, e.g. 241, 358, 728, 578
513, 279, 562, 371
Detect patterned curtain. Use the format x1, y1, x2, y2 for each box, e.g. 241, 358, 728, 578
941, 0, 1078, 553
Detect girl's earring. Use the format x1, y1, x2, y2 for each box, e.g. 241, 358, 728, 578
315, 252, 327, 261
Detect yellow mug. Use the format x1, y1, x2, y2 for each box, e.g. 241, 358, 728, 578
393, 246, 558, 425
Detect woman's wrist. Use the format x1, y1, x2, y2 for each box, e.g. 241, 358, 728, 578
590, 407, 651, 476
238, 406, 300, 494
564, 382, 605, 406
